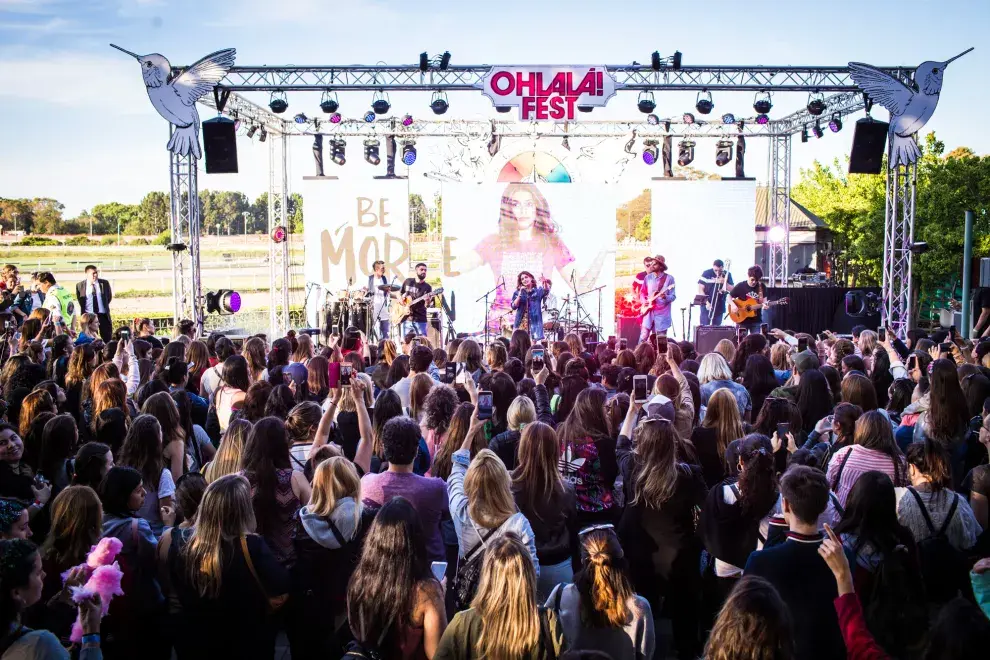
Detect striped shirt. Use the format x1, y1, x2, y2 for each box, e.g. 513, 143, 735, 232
826, 445, 906, 508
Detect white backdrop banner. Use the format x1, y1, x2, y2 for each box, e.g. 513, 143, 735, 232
442, 183, 615, 339
650, 179, 756, 333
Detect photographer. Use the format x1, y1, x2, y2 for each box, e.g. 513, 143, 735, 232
0, 264, 31, 324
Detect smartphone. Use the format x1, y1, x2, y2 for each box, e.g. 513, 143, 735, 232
907, 355, 918, 371
431, 561, 448, 582
797, 337, 808, 353
120, 329, 130, 340
619, 338, 628, 351
532, 348, 545, 372
760, 323, 769, 336
939, 342, 951, 353
454, 362, 469, 384
444, 362, 456, 384
877, 327, 886, 342
949, 325, 956, 341
633, 375, 648, 403
585, 341, 600, 354
776, 422, 790, 440
340, 364, 353, 386
411, 338, 420, 349
608, 335, 616, 346
657, 336, 668, 354
477, 391, 494, 420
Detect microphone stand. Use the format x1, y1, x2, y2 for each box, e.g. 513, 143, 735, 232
476, 279, 504, 348
373, 276, 397, 342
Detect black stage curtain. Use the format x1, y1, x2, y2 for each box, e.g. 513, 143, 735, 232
765, 287, 881, 336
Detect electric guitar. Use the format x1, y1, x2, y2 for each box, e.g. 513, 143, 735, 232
728, 296, 789, 324
638, 281, 675, 317
391, 287, 444, 325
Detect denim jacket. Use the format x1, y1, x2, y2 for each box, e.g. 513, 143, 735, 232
511, 286, 549, 336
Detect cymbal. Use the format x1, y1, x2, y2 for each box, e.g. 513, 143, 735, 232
378, 284, 400, 292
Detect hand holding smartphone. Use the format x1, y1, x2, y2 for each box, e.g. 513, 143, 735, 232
477, 391, 494, 420
633, 375, 648, 403
532, 348, 545, 372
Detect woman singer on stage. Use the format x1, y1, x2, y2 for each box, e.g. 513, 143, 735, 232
511, 271, 551, 341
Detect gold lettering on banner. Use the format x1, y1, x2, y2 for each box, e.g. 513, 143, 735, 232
356, 197, 391, 228
321, 196, 408, 284
443, 237, 460, 277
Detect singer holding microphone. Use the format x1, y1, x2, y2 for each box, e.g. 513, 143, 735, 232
366, 260, 395, 340
511, 271, 551, 341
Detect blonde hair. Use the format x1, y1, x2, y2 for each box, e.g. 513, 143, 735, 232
714, 339, 736, 365
78, 313, 98, 334
486, 342, 508, 370
203, 419, 251, 483
309, 457, 362, 528
338, 373, 374, 413
577, 529, 634, 628
506, 396, 536, 432
382, 340, 398, 366
464, 449, 516, 529
182, 474, 255, 597
292, 334, 314, 363
702, 388, 745, 465
698, 352, 733, 384
769, 342, 791, 371
471, 534, 541, 659
630, 417, 679, 508
859, 330, 878, 359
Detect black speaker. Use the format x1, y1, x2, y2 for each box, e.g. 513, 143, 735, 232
202, 117, 238, 174
848, 119, 888, 175
616, 317, 642, 349
694, 325, 738, 355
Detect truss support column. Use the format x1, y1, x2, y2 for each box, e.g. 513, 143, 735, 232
768, 134, 791, 287
269, 132, 290, 338
168, 129, 203, 335
881, 141, 917, 339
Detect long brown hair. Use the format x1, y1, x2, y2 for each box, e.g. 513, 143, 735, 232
182, 475, 256, 597
119, 414, 164, 491
204, 418, 251, 484
431, 403, 474, 481
705, 575, 794, 660
905, 438, 952, 493
408, 373, 434, 421
40, 485, 103, 570
141, 391, 184, 445
306, 356, 329, 399
926, 358, 969, 443
186, 340, 210, 378
471, 533, 541, 659
90, 378, 128, 434
242, 337, 267, 382
84, 361, 119, 407
464, 449, 517, 529
558, 387, 610, 450
575, 528, 634, 628
18, 390, 53, 439
511, 422, 565, 520
853, 411, 907, 486
631, 417, 682, 508
702, 388, 745, 466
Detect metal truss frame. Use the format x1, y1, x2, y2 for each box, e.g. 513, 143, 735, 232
883, 149, 918, 338
269, 132, 291, 337
168, 127, 203, 336
768, 135, 791, 286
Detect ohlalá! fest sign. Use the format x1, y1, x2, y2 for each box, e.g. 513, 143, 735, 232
480, 66, 617, 120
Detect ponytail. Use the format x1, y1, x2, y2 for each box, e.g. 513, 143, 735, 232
905, 437, 951, 492
736, 433, 779, 518
575, 529, 634, 628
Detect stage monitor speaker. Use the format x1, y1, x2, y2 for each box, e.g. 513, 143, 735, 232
202, 117, 238, 174
616, 317, 641, 349
695, 325, 738, 355
848, 119, 888, 175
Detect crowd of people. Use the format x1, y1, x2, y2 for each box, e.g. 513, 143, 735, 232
0, 308, 989, 659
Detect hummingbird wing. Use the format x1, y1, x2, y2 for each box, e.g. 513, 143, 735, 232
169, 48, 237, 106
848, 62, 914, 117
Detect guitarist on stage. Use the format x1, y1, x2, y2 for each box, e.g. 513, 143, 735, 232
638, 255, 676, 343
399, 262, 433, 337
729, 265, 768, 332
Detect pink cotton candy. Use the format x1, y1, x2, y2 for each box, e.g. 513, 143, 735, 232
65, 538, 127, 643
86, 537, 123, 569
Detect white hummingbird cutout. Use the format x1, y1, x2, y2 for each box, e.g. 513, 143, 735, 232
848, 47, 972, 168
111, 44, 237, 159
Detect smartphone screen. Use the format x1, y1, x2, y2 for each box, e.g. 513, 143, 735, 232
776, 422, 790, 439
877, 327, 886, 342
444, 363, 456, 384
760, 323, 769, 336
619, 338, 628, 351
657, 337, 668, 354
340, 364, 353, 386
477, 391, 494, 420
907, 355, 918, 371
939, 342, 951, 353
532, 348, 545, 372
608, 335, 616, 346
455, 362, 469, 384
431, 561, 447, 582
633, 375, 648, 403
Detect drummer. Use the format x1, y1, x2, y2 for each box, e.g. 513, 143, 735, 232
366, 260, 394, 340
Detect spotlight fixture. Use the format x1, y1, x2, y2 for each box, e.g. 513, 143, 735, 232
642, 140, 659, 165
767, 225, 786, 244
293, 113, 308, 124
677, 140, 695, 166
430, 91, 449, 115
801, 127, 809, 143
419, 52, 429, 72
270, 226, 287, 244
269, 91, 288, 114
637, 91, 656, 114
672, 51, 682, 70
721, 113, 736, 125
364, 139, 381, 166
363, 110, 377, 123
828, 114, 843, 133
246, 125, 258, 139
496, 106, 512, 113
206, 289, 241, 315
371, 91, 390, 115
756, 114, 770, 125
812, 121, 824, 139
695, 91, 714, 115
682, 112, 696, 125
806, 92, 826, 116
328, 112, 342, 124
909, 241, 929, 255
401, 140, 417, 166
753, 91, 772, 115
319, 91, 339, 114
651, 51, 662, 71
258, 128, 267, 143
646, 114, 660, 126
439, 51, 451, 70
715, 139, 733, 167
577, 105, 593, 113
330, 139, 346, 165
402, 114, 414, 127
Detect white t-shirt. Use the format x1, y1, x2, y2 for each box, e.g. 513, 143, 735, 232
200, 364, 224, 399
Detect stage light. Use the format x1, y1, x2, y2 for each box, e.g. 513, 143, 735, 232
364, 110, 376, 123
329, 112, 342, 124
812, 121, 824, 139
828, 114, 843, 132
696, 91, 714, 115
372, 99, 390, 115
807, 92, 826, 116
577, 106, 593, 113
419, 52, 429, 72
756, 114, 769, 125
258, 128, 267, 143
401, 140, 417, 166
642, 139, 659, 165
294, 113, 308, 124
430, 91, 449, 115
402, 114, 414, 127
715, 139, 733, 167
319, 91, 339, 114
364, 139, 381, 166
767, 225, 786, 243
206, 289, 241, 315
246, 125, 258, 139
753, 91, 772, 115
496, 106, 512, 113
651, 51, 662, 71
677, 140, 695, 166
909, 241, 929, 255
672, 51, 682, 70
801, 127, 809, 143
331, 139, 346, 166
269, 92, 288, 114
682, 112, 696, 125
637, 91, 656, 114
721, 113, 735, 125
439, 51, 451, 70
646, 114, 660, 125
271, 226, 287, 243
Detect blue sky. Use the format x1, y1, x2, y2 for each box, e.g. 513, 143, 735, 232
1, 0, 987, 217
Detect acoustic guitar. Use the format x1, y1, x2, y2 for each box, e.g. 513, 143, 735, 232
391, 287, 444, 325
637, 281, 675, 317
728, 296, 789, 324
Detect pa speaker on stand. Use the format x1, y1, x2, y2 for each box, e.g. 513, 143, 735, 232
848, 119, 888, 175
202, 117, 239, 174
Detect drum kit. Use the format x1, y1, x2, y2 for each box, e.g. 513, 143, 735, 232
323, 283, 400, 340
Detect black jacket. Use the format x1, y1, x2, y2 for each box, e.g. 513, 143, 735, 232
75, 278, 113, 315
700, 479, 769, 570
489, 384, 555, 470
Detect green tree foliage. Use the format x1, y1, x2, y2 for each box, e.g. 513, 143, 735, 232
250, 192, 303, 235
135, 192, 170, 235
91, 202, 138, 235
616, 189, 651, 240
633, 213, 652, 242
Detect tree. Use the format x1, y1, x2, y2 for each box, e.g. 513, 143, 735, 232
632, 213, 652, 242
90, 202, 138, 235
133, 192, 170, 235
0, 198, 34, 234
250, 192, 302, 235
616, 189, 650, 239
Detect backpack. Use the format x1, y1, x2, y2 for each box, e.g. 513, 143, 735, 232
861, 544, 929, 656
451, 522, 504, 612
907, 487, 969, 603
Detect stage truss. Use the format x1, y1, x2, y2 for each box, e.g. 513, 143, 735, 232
172, 61, 917, 337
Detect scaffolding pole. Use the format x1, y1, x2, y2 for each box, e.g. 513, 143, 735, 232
882, 140, 918, 339
269, 132, 291, 338
768, 134, 791, 286
168, 128, 203, 335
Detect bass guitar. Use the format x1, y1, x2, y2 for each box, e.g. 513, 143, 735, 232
391, 287, 444, 325
728, 296, 789, 324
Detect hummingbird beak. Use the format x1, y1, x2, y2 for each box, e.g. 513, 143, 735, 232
110, 43, 140, 59
943, 47, 974, 66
